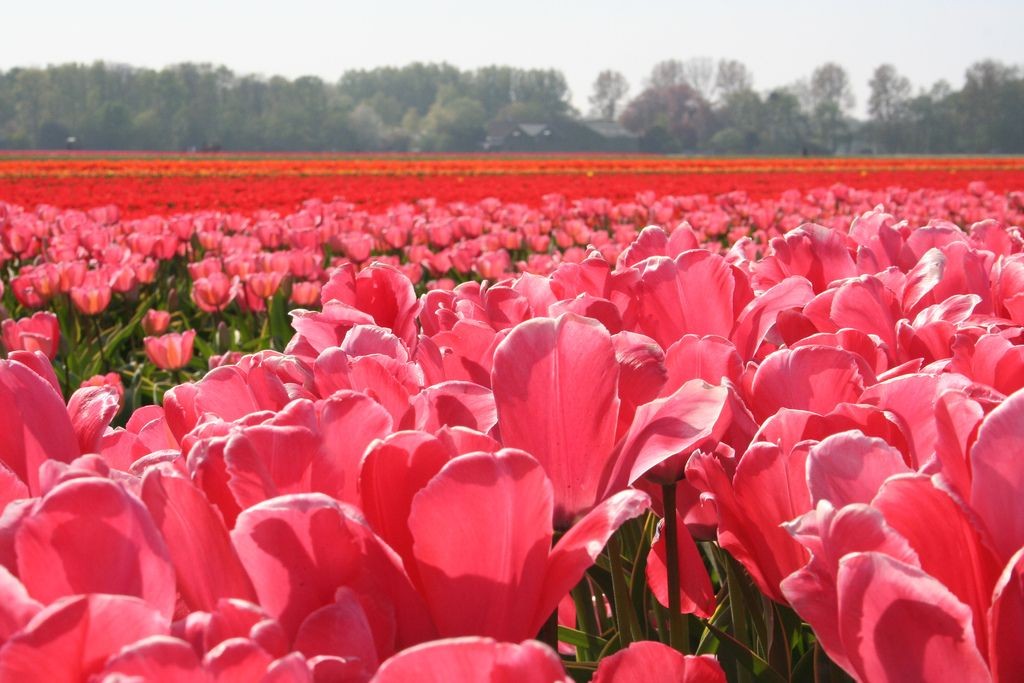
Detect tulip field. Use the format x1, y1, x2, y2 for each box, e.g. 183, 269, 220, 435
1, 154, 1024, 682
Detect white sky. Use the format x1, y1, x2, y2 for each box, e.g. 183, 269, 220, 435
2, 0, 1022, 115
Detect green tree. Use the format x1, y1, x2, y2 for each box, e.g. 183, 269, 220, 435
419, 89, 488, 151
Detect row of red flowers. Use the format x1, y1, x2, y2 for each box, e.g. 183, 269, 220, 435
2, 154, 1023, 217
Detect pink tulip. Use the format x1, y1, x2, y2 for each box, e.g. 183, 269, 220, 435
144, 330, 196, 370
0, 594, 168, 681
14, 476, 177, 618
591, 641, 726, 682
66, 384, 121, 453
321, 263, 420, 348
30, 264, 61, 302
492, 314, 725, 528
372, 638, 571, 682
109, 265, 138, 293
635, 251, 752, 347
289, 280, 321, 306
141, 309, 171, 335
2, 311, 60, 360
10, 275, 47, 308
70, 282, 113, 315
0, 358, 79, 495
140, 465, 256, 611
230, 492, 436, 649
192, 272, 236, 312
134, 258, 159, 284
405, 450, 649, 641
208, 351, 244, 368
245, 271, 284, 300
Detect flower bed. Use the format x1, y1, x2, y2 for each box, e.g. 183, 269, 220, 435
1, 175, 1023, 680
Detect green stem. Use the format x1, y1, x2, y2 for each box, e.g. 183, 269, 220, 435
726, 556, 753, 683
608, 534, 640, 647
91, 315, 107, 369
571, 579, 598, 661
538, 609, 559, 652
663, 482, 689, 652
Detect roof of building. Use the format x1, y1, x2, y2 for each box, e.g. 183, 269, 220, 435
581, 119, 638, 139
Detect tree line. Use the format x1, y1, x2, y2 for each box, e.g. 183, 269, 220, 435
0, 58, 1021, 153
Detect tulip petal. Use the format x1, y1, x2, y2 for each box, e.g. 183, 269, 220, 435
0, 565, 41, 641
202, 637, 274, 682
294, 590, 378, 677
806, 431, 910, 507
66, 385, 121, 455
687, 445, 809, 602
749, 346, 866, 422
619, 379, 728, 485
407, 381, 497, 434
0, 594, 167, 682
371, 637, 570, 683
988, 547, 1024, 682
409, 450, 553, 641
141, 465, 257, 611
492, 314, 620, 526
231, 493, 433, 648
646, 514, 716, 618
359, 431, 451, 576
538, 489, 650, 633
591, 641, 727, 683
781, 502, 921, 674
98, 635, 209, 683
872, 474, 1002, 655
969, 388, 1024, 561
0, 359, 79, 495
319, 390, 395, 504
731, 276, 814, 361
15, 477, 176, 619
224, 424, 321, 507
836, 552, 990, 683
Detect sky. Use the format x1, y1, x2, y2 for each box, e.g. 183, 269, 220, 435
3, 0, 1022, 115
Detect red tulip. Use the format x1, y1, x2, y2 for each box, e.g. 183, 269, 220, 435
144, 330, 196, 370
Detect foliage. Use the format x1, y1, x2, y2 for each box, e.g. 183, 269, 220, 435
2, 58, 1024, 154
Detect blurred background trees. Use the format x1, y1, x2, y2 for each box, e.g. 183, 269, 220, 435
0, 57, 1021, 153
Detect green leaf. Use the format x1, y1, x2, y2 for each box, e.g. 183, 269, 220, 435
557, 625, 607, 652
